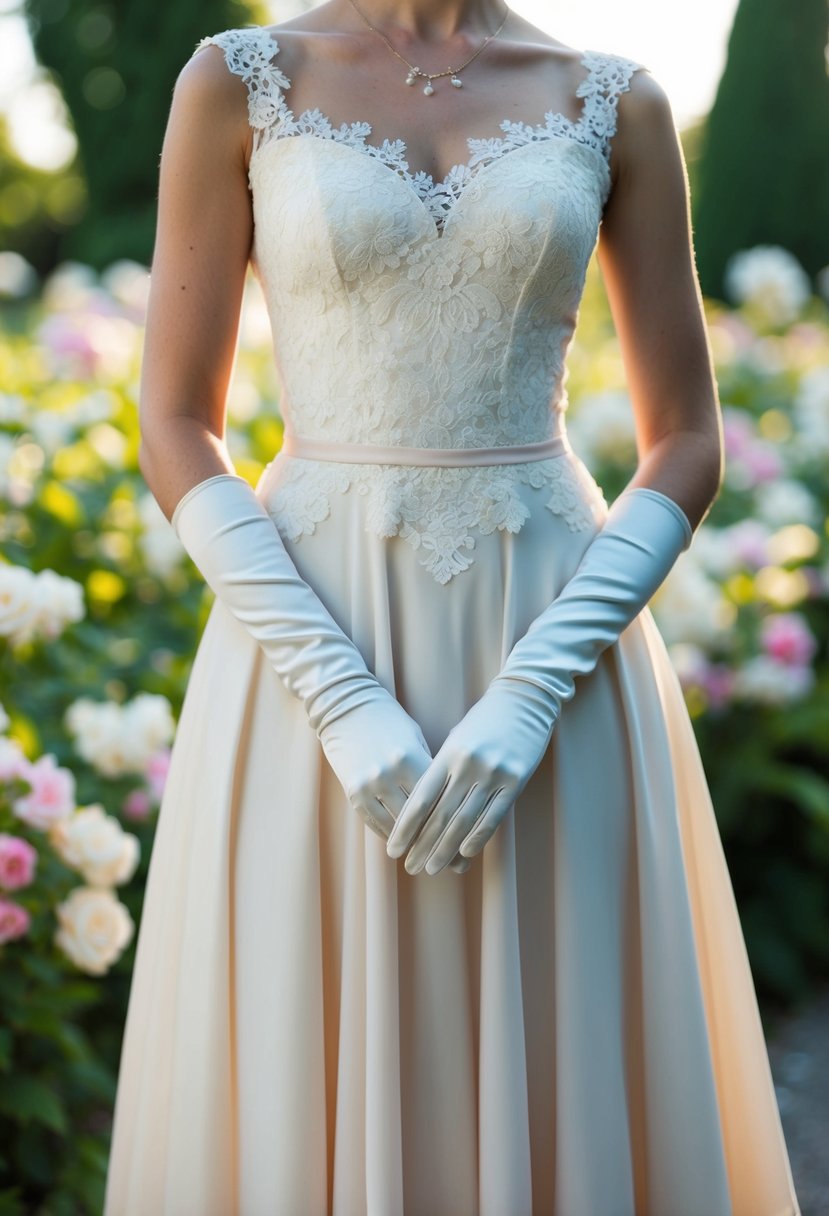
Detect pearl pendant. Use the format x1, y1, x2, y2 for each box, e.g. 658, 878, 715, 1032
423, 83, 434, 95
405, 72, 416, 85
450, 76, 463, 88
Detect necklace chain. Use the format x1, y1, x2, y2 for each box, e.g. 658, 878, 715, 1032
345, 0, 510, 95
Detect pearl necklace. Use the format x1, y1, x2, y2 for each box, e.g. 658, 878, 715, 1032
345, 0, 511, 95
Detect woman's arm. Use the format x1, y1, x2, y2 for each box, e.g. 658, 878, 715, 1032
597, 68, 725, 530
137, 43, 254, 520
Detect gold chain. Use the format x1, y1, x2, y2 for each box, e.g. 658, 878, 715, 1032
345, 0, 510, 95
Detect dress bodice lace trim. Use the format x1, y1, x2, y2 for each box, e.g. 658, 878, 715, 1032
194, 26, 644, 226
260, 452, 609, 586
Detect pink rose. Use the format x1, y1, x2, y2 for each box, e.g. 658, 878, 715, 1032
145, 748, 171, 801
742, 442, 784, 485
121, 788, 152, 822
699, 663, 736, 711
0, 897, 31, 943
725, 520, 770, 569
722, 409, 756, 459
0, 834, 38, 890
761, 613, 818, 668
36, 315, 100, 380
12, 754, 75, 830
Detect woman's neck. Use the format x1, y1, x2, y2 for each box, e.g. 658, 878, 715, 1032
336, 0, 511, 42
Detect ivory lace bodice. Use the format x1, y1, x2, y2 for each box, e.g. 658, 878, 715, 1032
192, 27, 647, 583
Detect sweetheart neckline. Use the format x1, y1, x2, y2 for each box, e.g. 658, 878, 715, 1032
249, 127, 608, 242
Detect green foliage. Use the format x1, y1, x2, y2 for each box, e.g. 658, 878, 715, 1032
0, 935, 114, 1212
20, 0, 268, 270
692, 0, 829, 301
0, 113, 83, 281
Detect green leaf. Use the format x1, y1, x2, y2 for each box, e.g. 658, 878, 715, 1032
759, 764, 829, 826
64, 1057, 116, 1104
0, 1075, 68, 1134
0, 1187, 25, 1216
0, 1027, 12, 1071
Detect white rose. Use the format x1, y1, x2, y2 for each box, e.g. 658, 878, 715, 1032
731, 656, 815, 705
41, 261, 98, 311
0, 565, 39, 645
667, 642, 709, 684
140, 527, 186, 578
30, 569, 85, 639
754, 479, 820, 528
49, 804, 140, 887
65, 698, 127, 775
124, 694, 176, 756
137, 493, 186, 577
724, 246, 812, 325
0, 396, 26, 424
69, 391, 115, 428
29, 411, 76, 456
99, 259, 151, 315
567, 390, 638, 470
54, 886, 134, 975
65, 693, 175, 776
0, 252, 38, 300
651, 552, 736, 647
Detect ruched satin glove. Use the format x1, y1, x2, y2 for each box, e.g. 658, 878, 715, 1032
172, 472, 471, 872
386, 486, 693, 876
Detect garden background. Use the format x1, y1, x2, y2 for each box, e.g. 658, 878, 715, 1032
1, 0, 828, 1211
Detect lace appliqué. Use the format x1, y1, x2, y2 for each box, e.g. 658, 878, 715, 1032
264, 455, 609, 586
194, 28, 644, 225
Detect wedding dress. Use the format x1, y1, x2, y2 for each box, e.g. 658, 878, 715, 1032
103, 25, 801, 1216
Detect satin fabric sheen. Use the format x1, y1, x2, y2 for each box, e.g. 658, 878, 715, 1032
104, 469, 800, 1215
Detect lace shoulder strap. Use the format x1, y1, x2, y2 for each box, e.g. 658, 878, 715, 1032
577, 50, 648, 162
192, 27, 290, 154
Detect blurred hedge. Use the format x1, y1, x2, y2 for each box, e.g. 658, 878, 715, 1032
20, 0, 267, 270
692, 0, 829, 301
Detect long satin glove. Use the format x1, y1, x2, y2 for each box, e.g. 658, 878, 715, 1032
386, 486, 694, 876
172, 472, 471, 871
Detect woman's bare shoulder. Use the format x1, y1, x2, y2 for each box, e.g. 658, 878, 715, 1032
176, 30, 254, 112
614, 66, 677, 164
170, 31, 257, 169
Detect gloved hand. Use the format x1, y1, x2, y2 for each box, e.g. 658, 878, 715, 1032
386, 486, 693, 875
172, 472, 472, 872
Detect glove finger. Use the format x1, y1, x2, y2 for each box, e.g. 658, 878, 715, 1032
422, 782, 497, 875
404, 775, 482, 875
386, 762, 451, 858
360, 796, 397, 840
458, 787, 515, 857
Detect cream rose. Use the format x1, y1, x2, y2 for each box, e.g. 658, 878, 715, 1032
54, 886, 134, 975
0, 565, 38, 644
49, 804, 139, 887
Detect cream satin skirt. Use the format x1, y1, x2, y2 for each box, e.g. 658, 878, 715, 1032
103, 448, 800, 1215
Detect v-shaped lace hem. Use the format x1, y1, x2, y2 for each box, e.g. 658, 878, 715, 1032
194, 27, 645, 227
261, 456, 609, 585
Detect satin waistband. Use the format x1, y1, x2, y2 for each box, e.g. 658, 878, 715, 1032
279, 431, 572, 467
